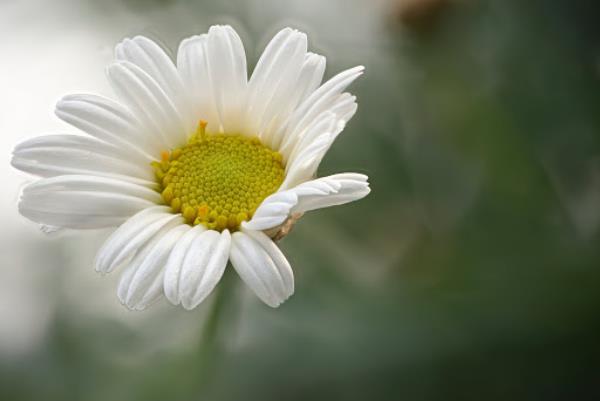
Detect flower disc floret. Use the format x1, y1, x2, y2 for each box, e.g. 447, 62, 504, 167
152, 125, 285, 231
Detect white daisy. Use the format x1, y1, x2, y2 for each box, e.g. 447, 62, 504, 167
12, 25, 370, 310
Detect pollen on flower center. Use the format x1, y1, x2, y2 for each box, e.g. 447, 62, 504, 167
151, 122, 285, 232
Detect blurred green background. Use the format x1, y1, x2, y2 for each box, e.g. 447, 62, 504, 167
1, 0, 600, 400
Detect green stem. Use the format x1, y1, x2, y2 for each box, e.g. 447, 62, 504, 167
194, 266, 237, 389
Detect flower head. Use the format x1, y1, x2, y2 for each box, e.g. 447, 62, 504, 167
12, 25, 370, 310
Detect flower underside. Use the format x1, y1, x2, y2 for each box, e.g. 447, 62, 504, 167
152, 122, 285, 232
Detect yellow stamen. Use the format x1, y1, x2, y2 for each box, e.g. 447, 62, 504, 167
183, 205, 197, 222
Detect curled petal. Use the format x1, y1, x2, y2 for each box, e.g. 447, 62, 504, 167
244, 173, 370, 231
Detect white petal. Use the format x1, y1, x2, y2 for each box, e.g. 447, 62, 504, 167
95, 207, 182, 273
124, 224, 189, 310
295, 53, 327, 107
134, 278, 166, 311
18, 175, 161, 230
245, 28, 307, 146
179, 229, 231, 310
55, 94, 158, 160
117, 265, 137, 305
242, 191, 298, 231
280, 92, 357, 163
12, 134, 156, 186
116, 218, 177, 301
280, 128, 339, 190
204, 25, 248, 133
40, 224, 63, 234
285, 111, 338, 168
117, 223, 187, 310
230, 230, 294, 307
328, 92, 358, 123
106, 61, 188, 149
269, 52, 326, 149
291, 173, 370, 213
163, 224, 207, 304
177, 34, 221, 131
23, 175, 161, 203
243, 173, 370, 231
280, 93, 357, 164
278, 65, 364, 156
115, 36, 194, 135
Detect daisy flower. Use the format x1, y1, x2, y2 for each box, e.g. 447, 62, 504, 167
12, 25, 370, 310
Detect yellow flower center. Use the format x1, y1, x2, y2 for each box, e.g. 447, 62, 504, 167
152, 122, 285, 231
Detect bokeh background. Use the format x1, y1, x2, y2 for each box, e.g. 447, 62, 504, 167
1, 0, 600, 400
